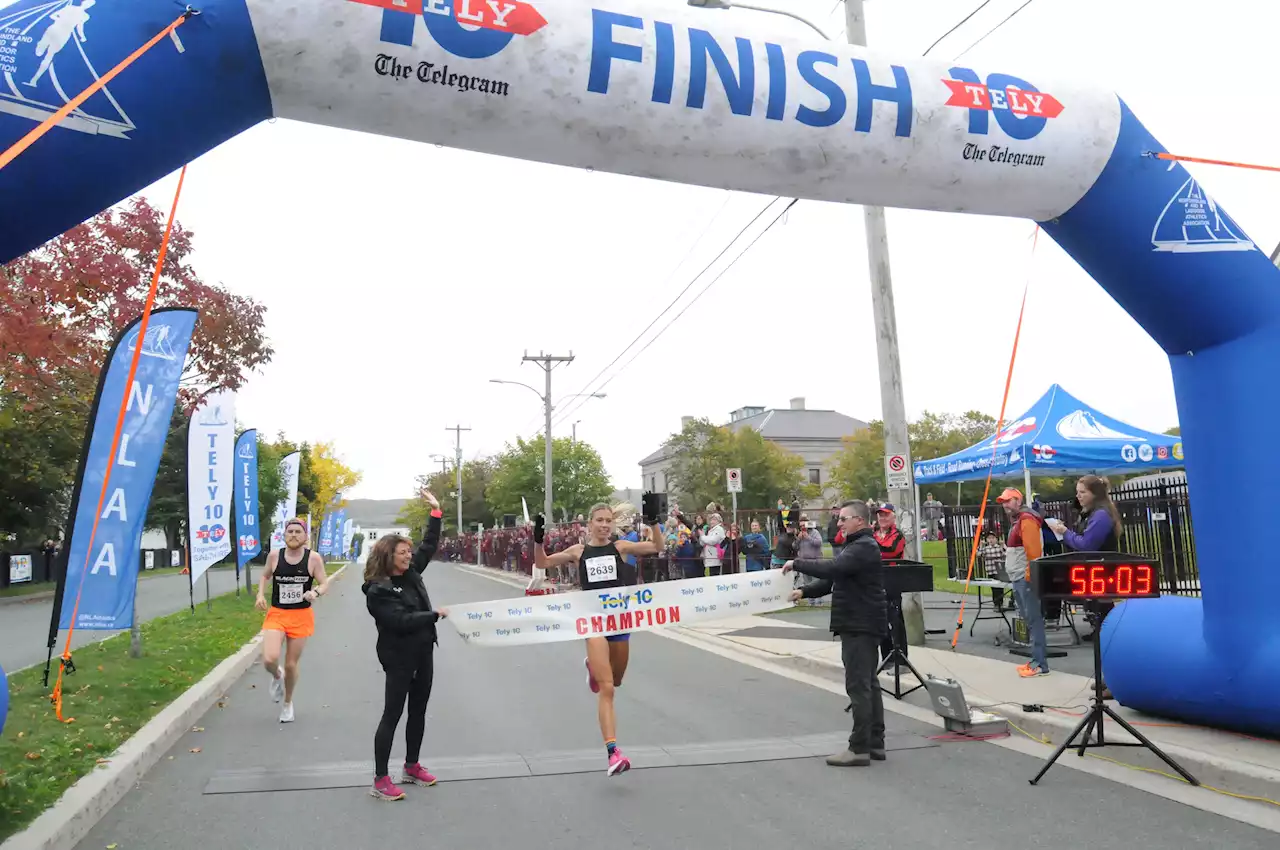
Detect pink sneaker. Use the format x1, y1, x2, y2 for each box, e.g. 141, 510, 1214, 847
585, 657, 599, 694
402, 763, 437, 786
607, 748, 631, 777
369, 775, 405, 801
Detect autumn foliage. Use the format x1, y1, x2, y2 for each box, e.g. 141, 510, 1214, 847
0, 196, 272, 410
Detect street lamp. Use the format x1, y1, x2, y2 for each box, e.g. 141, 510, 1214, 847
688, 0, 922, 643
490, 379, 606, 521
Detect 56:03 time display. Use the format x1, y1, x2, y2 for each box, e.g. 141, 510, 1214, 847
1069, 564, 1154, 596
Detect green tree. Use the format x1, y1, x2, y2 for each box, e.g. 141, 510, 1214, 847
144, 406, 189, 549
828, 411, 1009, 505
0, 377, 93, 545
398, 458, 497, 537
485, 436, 612, 523
663, 418, 813, 510
254, 435, 288, 556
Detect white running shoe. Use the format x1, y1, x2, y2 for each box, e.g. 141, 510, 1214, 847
279, 702, 295, 723
269, 669, 284, 703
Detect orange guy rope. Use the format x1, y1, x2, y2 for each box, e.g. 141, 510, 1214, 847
52, 165, 190, 722
0, 11, 193, 172
1152, 151, 1280, 175
949, 226, 1039, 650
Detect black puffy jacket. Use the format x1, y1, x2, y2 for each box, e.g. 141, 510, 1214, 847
362, 514, 443, 666
793, 527, 887, 638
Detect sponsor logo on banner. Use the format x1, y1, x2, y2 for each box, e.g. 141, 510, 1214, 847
944, 70, 1060, 171
354, 0, 548, 97
1138, 443, 1154, 462
188, 390, 236, 581
447, 570, 796, 646
1172, 442, 1184, 460
1031, 444, 1056, 463
1156, 445, 1169, 460
235, 430, 261, 569
993, 417, 1035, 445
1121, 444, 1138, 463
1055, 409, 1144, 442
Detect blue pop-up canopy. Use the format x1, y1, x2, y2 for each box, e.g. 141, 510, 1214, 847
913, 384, 1183, 485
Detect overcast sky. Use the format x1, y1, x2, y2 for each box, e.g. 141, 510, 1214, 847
126, 0, 1276, 500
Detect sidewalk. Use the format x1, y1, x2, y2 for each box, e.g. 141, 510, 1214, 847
452, 560, 1280, 812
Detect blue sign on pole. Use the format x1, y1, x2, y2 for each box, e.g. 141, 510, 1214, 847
58, 309, 198, 631
235, 429, 261, 570
332, 508, 347, 558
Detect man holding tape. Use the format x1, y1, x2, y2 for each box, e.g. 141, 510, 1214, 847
534, 502, 664, 777
785, 500, 888, 767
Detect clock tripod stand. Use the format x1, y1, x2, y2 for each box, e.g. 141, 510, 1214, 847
1029, 602, 1199, 786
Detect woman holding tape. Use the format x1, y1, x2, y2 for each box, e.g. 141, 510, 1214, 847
361, 489, 449, 802
534, 503, 663, 776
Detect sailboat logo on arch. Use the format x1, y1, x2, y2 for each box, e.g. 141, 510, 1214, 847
0, 0, 187, 140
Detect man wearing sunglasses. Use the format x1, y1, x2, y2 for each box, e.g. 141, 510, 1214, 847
784, 500, 888, 767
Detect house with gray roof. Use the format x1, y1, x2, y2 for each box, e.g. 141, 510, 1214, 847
638, 398, 869, 508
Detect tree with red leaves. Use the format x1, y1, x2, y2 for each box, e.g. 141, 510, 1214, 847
0, 196, 272, 410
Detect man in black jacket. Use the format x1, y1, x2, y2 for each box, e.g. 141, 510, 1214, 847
785, 500, 888, 767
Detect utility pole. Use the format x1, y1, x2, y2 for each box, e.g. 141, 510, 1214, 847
446, 424, 471, 535
844, 0, 923, 646
522, 351, 575, 524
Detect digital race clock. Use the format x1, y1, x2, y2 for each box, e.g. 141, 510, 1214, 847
1030, 552, 1161, 601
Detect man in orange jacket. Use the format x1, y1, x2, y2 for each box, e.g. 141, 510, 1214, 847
996, 488, 1050, 678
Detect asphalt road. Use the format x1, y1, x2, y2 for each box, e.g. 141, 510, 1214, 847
75, 564, 1274, 850
1, 566, 246, 675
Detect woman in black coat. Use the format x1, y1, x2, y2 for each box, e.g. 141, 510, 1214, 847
361, 489, 449, 801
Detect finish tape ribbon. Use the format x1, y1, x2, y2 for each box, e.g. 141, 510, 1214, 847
447, 570, 797, 647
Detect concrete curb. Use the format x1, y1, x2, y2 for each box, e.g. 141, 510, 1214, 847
1, 564, 350, 850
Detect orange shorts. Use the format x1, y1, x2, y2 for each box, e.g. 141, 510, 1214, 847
263, 606, 315, 639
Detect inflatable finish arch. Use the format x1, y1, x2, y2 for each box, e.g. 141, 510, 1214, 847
2, 0, 1278, 733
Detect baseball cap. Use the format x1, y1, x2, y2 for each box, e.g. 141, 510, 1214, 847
995, 488, 1023, 503
877, 503, 896, 514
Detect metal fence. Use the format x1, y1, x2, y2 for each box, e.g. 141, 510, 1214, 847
941, 478, 1199, 595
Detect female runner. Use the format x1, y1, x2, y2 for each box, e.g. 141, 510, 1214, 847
534, 503, 663, 776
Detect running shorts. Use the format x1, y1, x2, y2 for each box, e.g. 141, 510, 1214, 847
263, 606, 315, 639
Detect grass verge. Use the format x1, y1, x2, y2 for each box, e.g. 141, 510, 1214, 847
0, 590, 263, 842
0, 565, 214, 600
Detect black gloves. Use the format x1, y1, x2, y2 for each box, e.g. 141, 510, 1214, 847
533, 514, 545, 545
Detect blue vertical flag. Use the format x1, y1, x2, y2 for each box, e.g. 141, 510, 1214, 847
57, 309, 198, 631
235, 430, 261, 571
320, 510, 335, 556
332, 508, 348, 558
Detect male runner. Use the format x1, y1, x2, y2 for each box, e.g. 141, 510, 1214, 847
256, 517, 329, 722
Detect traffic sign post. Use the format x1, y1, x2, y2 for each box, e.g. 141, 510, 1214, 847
726, 468, 742, 525
884, 454, 910, 490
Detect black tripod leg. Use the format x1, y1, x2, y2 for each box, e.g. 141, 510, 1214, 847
1101, 705, 1200, 786
1030, 709, 1092, 785
1074, 713, 1098, 758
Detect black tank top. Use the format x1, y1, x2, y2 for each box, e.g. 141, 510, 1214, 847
272, 548, 314, 609
578, 541, 636, 591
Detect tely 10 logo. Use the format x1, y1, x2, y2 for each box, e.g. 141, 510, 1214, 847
350, 0, 548, 59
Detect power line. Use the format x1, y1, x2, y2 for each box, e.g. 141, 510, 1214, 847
953, 0, 1039, 61
922, 0, 996, 56
544, 195, 783, 428
551, 198, 798, 428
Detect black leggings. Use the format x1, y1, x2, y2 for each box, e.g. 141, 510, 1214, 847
374, 652, 434, 778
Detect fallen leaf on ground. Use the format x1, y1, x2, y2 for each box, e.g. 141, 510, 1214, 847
189, 747, 202, 754
25, 753, 40, 760
107, 843, 118, 849
191, 726, 205, 732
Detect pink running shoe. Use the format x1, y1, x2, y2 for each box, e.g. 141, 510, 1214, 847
585, 657, 599, 694
370, 775, 405, 801
607, 748, 631, 777
402, 763, 437, 786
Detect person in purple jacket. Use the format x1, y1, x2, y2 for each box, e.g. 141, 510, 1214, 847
1045, 474, 1123, 698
